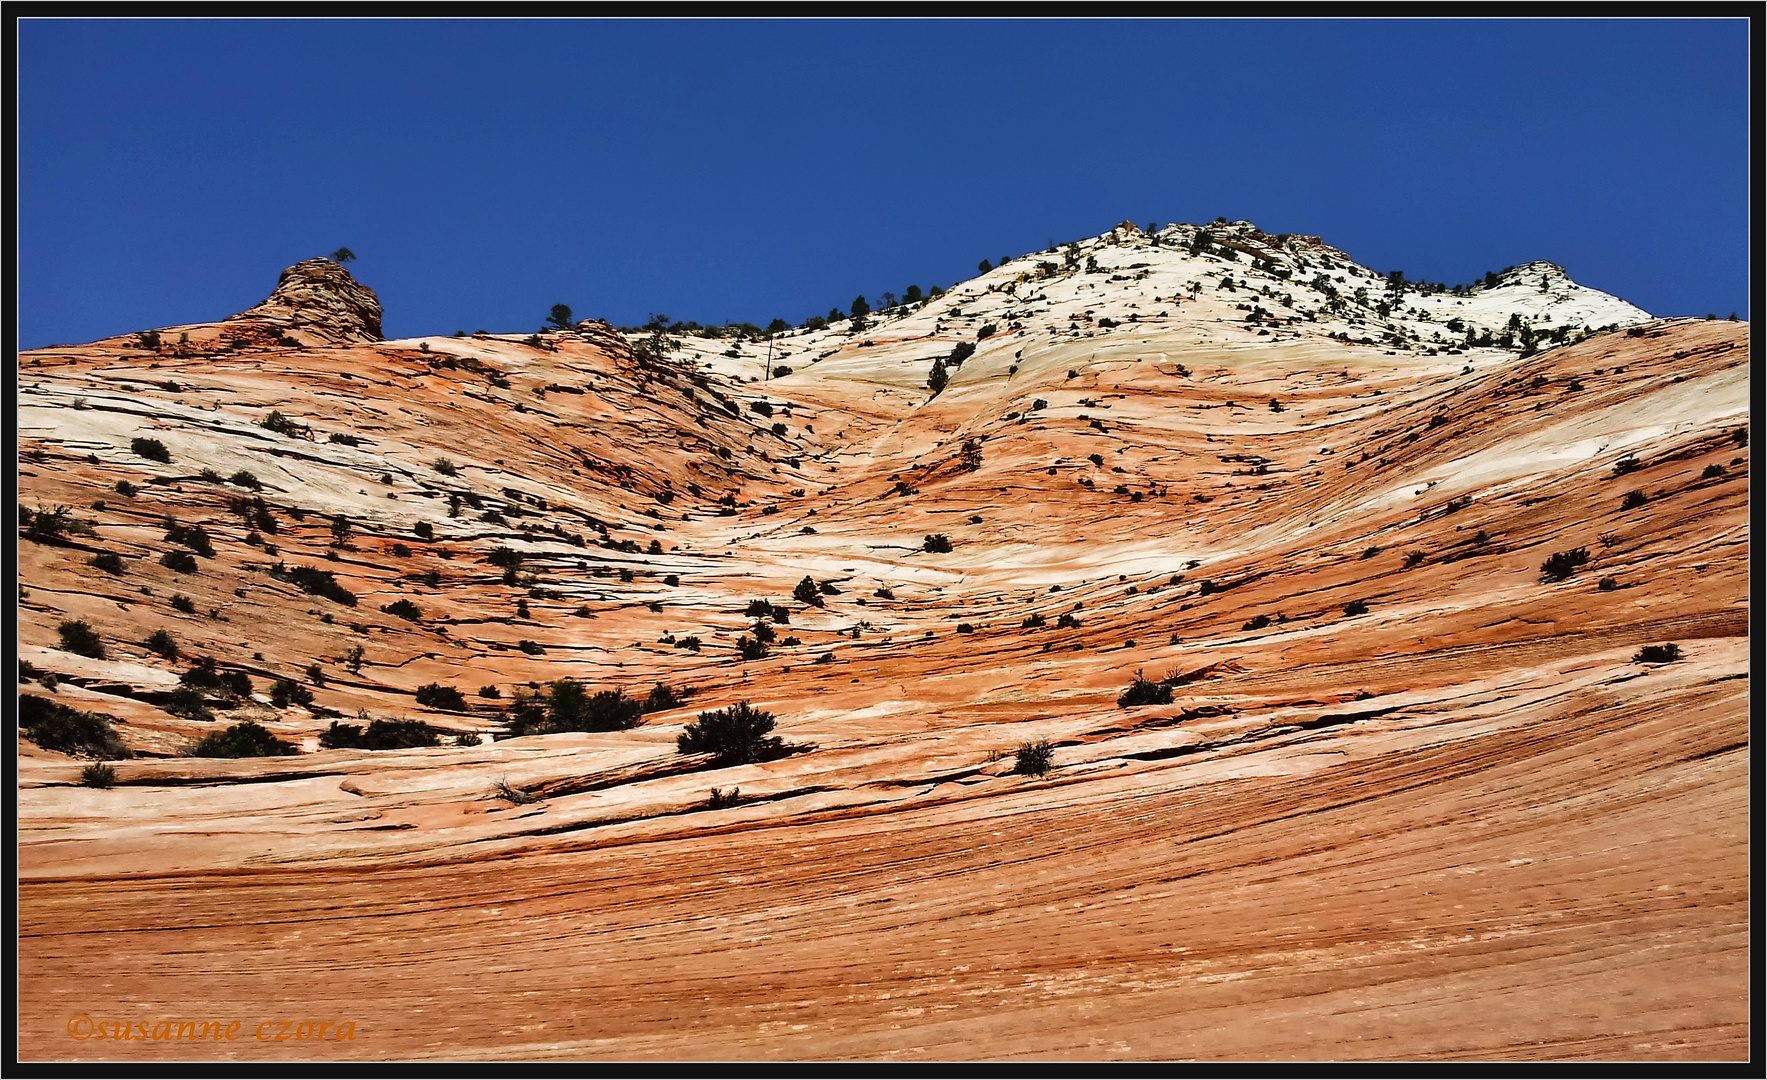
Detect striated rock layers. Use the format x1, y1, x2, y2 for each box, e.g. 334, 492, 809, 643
224, 257, 384, 343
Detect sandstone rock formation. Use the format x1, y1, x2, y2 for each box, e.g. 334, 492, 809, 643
15, 223, 1747, 1061
224, 257, 384, 343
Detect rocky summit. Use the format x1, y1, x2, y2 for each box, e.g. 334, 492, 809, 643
16, 222, 1749, 1061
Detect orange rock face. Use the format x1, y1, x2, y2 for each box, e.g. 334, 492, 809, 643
15, 241, 1748, 1060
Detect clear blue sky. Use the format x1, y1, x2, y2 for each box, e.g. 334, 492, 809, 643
18, 18, 1751, 347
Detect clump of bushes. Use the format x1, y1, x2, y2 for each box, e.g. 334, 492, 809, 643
505, 680, 677, 737
677, 701, 786, 766
268, 679, 314, 709
1539, 547, 1591, 583
1622, 490, 1649, 510
1117, 671, 1173, 708
163, 520, 216, 557
130, 437, 171, 463
161, 550, 199, 573
381, 598, 422, 622
272, 564, 358, 606
414, 683, 468, 711
319, 718, 442, 750
1242, 614, 1272, 631
1343, 599, 1369, 617
145, 629, 179, 659
923, 534, 953, 553
1632, 643, 1682, 664
1014, 739, 1054, 777
89, 552, 126, 575
57, 620, 106, 659
81, 763, 117, 788
21, 694, 130, 758
189, 722, 297, 758
171, 594, 197, 614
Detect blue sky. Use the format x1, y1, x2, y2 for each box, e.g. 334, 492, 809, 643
18, 18, 1751, 347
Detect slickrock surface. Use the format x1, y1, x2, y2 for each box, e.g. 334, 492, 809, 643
17, 226, 1748, 1060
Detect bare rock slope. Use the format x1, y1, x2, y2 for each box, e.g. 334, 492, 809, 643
15, 230, 1748, 1061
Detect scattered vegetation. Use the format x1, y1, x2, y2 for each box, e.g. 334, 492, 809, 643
320, 718, 443, 750
1014, 739, 1054, 777
1117, 670, 1173, 708
1632, 643, 1682, 664
21, 694, 129, 758
1538, 547, 1591, 583
81, 763, 118, 789
676, 701, 786, 766
130, 437, 171, 463
414, 683, 468, 711
381, 598, 423, 622
57, 620, 107, 659
189, 722, 297, 758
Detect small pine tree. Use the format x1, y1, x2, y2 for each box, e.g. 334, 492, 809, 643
547, 304, 574, 330
927, 358, 949, 395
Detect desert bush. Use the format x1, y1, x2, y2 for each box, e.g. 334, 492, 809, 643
1056, 612, 1081, 629
1702, 463, 1726, 479
707, 786, 742, 809
171, 593, 196, 614
1538, 547, 1591, 583
200, 468, 224, 483
1598, 577, 1619, 592
1242, 614, 1272, 631
130, 437, 171, 463
275, 564, 358, 606
1403, 550, 1428, 568
1021, 612, 1046, 629
381, 598, 422, 622
189, 722, 296, 758
260, 411, 303, 436
268, 679, 315, 709
145, 629, 179, 659
89, 552, 126, 575
21, 694, 129, 758
456, 731, 482, 747
927, 358, 950, 395
1621, 490, 1648, 510
1014, 739, 1054, 777
414, 683, 468, 711
923, 534, 953, 553
1117, 671, 1173, 708
320, 718, 442, 750
737, 635, 769, 661
519, 640, 544, 655
57, 620, 107, 659
115, 480, 138, 497
793, 576, 825, 607
414, 521, 434, 540
644, 683, 685, 712
434, 458, 459, 477
1361, 546, 1380, 559
1343, 599, 1369, 617
327, 432, 361, 447
81, 763, 117, 788
874, 587, 895, 600
677, 701, 785, 765
1632, 643, 1681, 664
164, 521, 215, 557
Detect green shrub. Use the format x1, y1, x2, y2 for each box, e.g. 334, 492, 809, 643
434, 458, 459, 477
200, 468, 224, 483
645, 683, 685, 712
1243, 614, 1272, 631
414, 683, 468, 711
189, 722, 296, 758
1622, 490, 1648, 510
21, 694, 129, 758
1014, 739, 1054, 777
1343, 599, 1369, 617
923, 534, 953, 554
737, 635, 769, 661
518, 639, 544, 655
57, 620, 106, 659
1117, 671, 1172, 708
260, 411, 302, 436
1539, 547, 1591, 583
320, 718, 442, 750
81, 763, 118, 788
115, 480, 138, 497
1633, 643, 1681, 664
707, 786, 742, 809
327, 432, 361, 447
976, 324, 997, 341
456, 730, 482, 747
171, 593, 196, 614
130, 437, 171, 463
927, 358, 949, 395
949, 341, 977, 365
381, 598, 422, 622
89, 552, 126, 575
161, 550, 198, 574
163, 521, 215, 557
677, 701, 784, 765
268, 679, 314, 708
229, 470, 262, 489
145, 630, 179, 659
275, 564, 357, 606
793, 576, 824, 607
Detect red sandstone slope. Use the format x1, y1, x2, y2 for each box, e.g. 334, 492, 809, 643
15, 249, 1748, 1061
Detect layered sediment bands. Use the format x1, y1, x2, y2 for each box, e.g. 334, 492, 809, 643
15, 233, 1747, 1060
